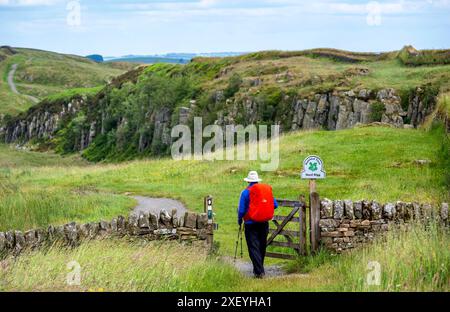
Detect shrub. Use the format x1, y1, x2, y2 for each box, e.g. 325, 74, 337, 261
370, 101, 386, 122
54, 112, 87, 154
224, 73, 243, 98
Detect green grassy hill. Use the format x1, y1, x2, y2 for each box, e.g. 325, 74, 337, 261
188, 46, 450, 95
0, 124, 448, 291
1, 125, 448, 233
0, 47, 449, 291
0, 46, 135, 115
3, 46, 450, 163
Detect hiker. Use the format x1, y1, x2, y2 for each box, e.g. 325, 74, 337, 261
238, 171, 278, 278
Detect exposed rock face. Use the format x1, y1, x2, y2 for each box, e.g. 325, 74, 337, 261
290, 88, 413, 131
0, 45, 17, 55
407, 87, 437, 127
178, 107, 190, 125
1, 97, 84, 144
0, 85, 437, 157
377, 89, 405, 127
152, 107, 172, 147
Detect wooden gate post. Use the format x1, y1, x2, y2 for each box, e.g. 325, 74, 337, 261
301, 155, 325, 255
299, 194, 307, 256
204, 195, 214, 250
309, 191, 320, 254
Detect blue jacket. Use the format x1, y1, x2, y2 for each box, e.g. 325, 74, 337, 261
238, 182, 278, 225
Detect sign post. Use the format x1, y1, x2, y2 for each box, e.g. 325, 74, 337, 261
205, 196, 213, 225
301, 155, 326, 180
300, 155, 325, 254
204, 195, 214, 250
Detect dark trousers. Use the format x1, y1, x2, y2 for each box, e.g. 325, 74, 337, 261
244, 222, 269, 276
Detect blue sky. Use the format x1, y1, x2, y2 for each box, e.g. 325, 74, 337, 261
1, 0, 449, 56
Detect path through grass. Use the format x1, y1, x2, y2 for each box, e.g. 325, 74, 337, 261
0, 126, 448, 291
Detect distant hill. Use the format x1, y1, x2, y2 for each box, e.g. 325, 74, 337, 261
2, 46, 450, 162
104, 52, 246, 64
106, 56, 190, 64
0, 47, 135, 115
398, 45, 450, 66
86, 54, 104, 63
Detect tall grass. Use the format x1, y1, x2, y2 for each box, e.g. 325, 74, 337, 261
1, 126, 447, 253
0, 187, 134, 231
0, 222, 448, 292
423, 92, 450, 197
0, 239, 241, 292
334, 221, 449, 291
0, 126, 448, 292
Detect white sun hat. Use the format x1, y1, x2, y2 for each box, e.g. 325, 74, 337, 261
244, 171, 262, 182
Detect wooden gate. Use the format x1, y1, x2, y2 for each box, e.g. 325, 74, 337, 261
266, 197, 307, 260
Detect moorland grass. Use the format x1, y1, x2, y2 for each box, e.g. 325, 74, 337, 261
1, 220, 447, 292
0, 48, 129, 115
0, 239, 240, 292
335, 220, 449, 291
1, 126, 447, 253
0, 126, 448, 291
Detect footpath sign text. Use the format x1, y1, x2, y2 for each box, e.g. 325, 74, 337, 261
301, 155, 326, 179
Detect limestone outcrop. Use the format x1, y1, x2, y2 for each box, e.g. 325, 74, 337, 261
0, 86, 437, 157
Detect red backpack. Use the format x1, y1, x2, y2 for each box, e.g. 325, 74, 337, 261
244, 183, 275, 222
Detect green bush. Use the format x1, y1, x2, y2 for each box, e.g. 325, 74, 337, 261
54, 112, 87, 154
370, 101, 386, 122
224, 73, 242, 98
76, 73, 196, 161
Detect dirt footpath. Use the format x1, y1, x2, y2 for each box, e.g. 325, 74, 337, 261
223, 256, 286, 277
8, 63, 39, 103
131, 196, 187, 216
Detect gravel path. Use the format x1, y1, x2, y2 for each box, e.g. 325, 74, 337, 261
223, 256, 286, 278
7, 64, 19, 94
131, 195, 287, 278
131, 195, 187, 216
7, 63, 39, 103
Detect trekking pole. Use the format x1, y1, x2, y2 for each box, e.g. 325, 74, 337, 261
240, 224, 243, 258
234, 224, 241, 262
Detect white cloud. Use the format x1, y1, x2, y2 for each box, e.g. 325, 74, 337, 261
198, 0, 220, 7
329, 1, 404, 14
0, 0, 60, 6
117, 0, 439, 19
431, 0, 450, 7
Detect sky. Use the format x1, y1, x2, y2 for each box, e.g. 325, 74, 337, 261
0, 0, 449, 56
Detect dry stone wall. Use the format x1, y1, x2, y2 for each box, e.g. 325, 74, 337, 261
319, 199, 449, 253
0, 209, 212, 256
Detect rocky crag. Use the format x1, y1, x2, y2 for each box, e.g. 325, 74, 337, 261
0, 85, 436, 155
